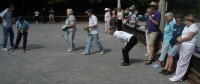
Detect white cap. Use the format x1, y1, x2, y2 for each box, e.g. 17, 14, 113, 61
104, 8, 109, 10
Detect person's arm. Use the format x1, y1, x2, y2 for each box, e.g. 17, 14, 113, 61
177, 32, 195, 43
86, 16, 98, 29
149, 13, 161, 26
149, 15, 159, 25
67, 20, 75, 28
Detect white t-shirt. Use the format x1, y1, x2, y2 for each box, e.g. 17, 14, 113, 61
89, 14, 99, 34
104, 12, 111, 21
114, 31, 133, 45
117, 12, 123, 20
182, 24, 198, 45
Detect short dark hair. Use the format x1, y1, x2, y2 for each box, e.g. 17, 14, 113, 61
175, 14, 183, 19
8, 4, 14, 9
108, 26, 116, 31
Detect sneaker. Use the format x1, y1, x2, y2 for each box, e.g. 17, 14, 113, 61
82, 53, 89, 55
2, 48, 8, 51
100, 50, 104, 55
120, 62, 130, 66
152, 64, 162, 68
10, 46, 14, 50
68, 50, 72, 52
169, 77, 182, 82
23, 49, 26, 53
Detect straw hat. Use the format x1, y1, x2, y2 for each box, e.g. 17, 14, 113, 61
148, 1, 157, 6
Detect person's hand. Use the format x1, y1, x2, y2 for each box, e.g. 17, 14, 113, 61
149, 15, 152, 21
177, 37, 182, 43
84, 26, 89, 29
122, 45, 126, 49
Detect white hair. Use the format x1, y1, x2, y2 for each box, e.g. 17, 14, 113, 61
67, 9, 73, 15
165, 12, 174, 21
146, 8, 151, 12
131, 5, 135, 9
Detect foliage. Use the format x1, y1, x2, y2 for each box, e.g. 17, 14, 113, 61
0, 0, 200, 16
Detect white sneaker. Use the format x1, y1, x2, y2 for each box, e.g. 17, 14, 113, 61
100, 50, 104, 55
144, 54, 149, 56
2, 48, 8, 51
68, 50, 72, 52
82, 53, 89, 55
169, 77, 182, 82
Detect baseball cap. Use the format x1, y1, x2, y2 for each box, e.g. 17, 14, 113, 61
85, 9, 93, 13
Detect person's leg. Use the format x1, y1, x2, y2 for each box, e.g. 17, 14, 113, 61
22, 32, 28, 50
64, 31, 69, 42
167, 44, 180, 72
49, 14, 52, 23
119, 20, 122, 31
122, 36, 138, 64
157, 43, 170, 66
105, 21, 107, 33
92, 34, 104, 51
145, 30, 150, 56
9, 27, 14, 47
14, 32, 22, 49
107, 20, 111, 32
146, 32, 158, 65
171, 44, 195, 81
2, 26, 9, 49
164, 56, 170, 70
167, 55, 174, 72
84, 34, 93, 54
68, 31, 73, 51
52, 14, 55, 23
72, 30, 76, 48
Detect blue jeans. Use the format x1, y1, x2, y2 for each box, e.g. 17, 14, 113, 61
2, 26, 14, 48
84, 34, 104, 54
159, 43, 170, 61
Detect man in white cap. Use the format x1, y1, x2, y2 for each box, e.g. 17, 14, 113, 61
104, 8, 111, 33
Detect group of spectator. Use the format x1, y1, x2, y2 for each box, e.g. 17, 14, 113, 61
1, 1, 199, 82
144, 1, 198, 82
34, 7, 55, 24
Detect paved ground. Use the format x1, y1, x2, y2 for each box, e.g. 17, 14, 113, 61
0, 22, 192, 84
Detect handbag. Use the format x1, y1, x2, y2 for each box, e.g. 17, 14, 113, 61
61, 24, 68, 32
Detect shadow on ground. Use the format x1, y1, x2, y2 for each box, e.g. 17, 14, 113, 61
90, 48, 112, 55
27, 44, 45, 50
130, 58, 144, 64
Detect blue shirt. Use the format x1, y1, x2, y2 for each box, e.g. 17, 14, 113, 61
163, 21, 174, 44
130, 14, 136, 24
0, 9, 12, 27
146, 10, 161, 33
16, 20, 29, 31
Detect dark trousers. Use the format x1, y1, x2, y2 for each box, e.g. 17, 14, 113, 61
117, 19, 122, 31
14, 32, 28, 49
122, 36, 138, 63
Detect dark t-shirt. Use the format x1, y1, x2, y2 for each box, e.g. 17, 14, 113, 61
146, 10, 161, 33
169, 23, 186, 45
